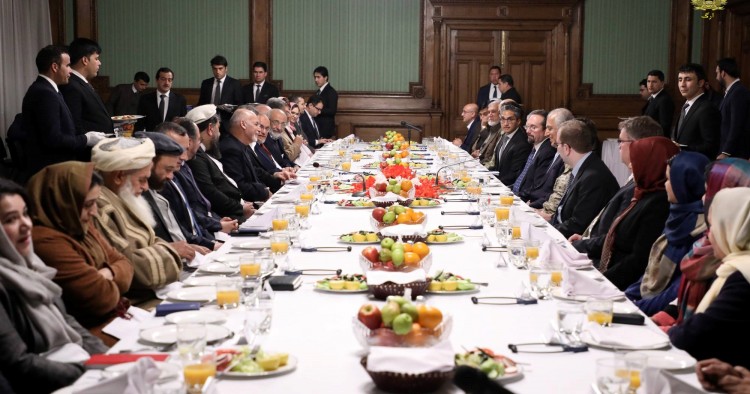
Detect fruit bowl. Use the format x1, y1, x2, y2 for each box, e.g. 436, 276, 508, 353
372, 199, 413, 209
360, 357, 454, 393
370, 215, 427, 232
359, 252, 432, 273
352, 315, 453, 349
368, 280, 432, 300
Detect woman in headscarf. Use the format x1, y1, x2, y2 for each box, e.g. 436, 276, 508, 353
598, 136, 679, 290
27, 161, 133, 332
624, 151, 710, 315
669, 187, 750, 367
0, 178, 107, 393
652, 158, 750, 330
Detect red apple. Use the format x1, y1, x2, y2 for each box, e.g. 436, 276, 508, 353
382, 152, 390, 159
385, 143, 394, 150
358, 304, 382, 330
384, 261, 395, 271
372, 328, 400, 346
372, 207, 387, 222
375, 182, 387, 193
379, 161, 388, 169
361, 247, 379, 263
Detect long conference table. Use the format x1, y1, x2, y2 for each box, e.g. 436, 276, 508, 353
95, 139, 706, 393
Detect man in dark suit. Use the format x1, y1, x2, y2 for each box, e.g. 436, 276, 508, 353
242, 61, 280, 104
452, 103, 481, 153
254, 112, 296, 175
20, 45, 106, 182
313, 66, 338, 138
489, 104, 532, 186
476, 66, 501, 110
716, 58, 750, 159
197, 55, 243, 107
107, 71, 149, 116
526, 108, 574, 208
644, 69, 675, 135
299, 96, 333, 150
499, 74, 522, 104
60, 37, 113, 134
514, 110, 555, 198
136, 67, 187, 130
673, 63, 720, 159
639, 79, 650, 115
552, 119, 619, 238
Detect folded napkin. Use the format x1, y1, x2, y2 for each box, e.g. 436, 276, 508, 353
42, 343, 90, 363
154, 281, 183, 300
562, 266, 623, 299
240, 208, 277, 231
75, 357, 162, 394
585, 322, 669, 349
539, 240, 592, 269
641, 367, 705, 394
380, 224, 427, 237
186, 251, 209, 268
367, 339, 454, 374
370, 192, 408, 203
367, 269, 427, 285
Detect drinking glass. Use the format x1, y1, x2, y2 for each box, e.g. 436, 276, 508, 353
508, 239, 527, 268
621, 352, 648, 392
481, 210, 496, 228
215, 278, 241, 309
478, 193, 493, 212
596, 358, 630, 394
499, 192, 514, 207
241, 276, 263, 307
529, 266, 551, 299
295, 200, 312, 229
586, 297, 614, 326
465, 180, 482, 211
556, 302, 586, 345
511, 221, 522, 240
526, 240, 540, 265
272, 211, 289, 231
495, 220, 512, 247
548, 261, 563, 287
270, 231, 291, 270
181, 351, 216, 394
244, 301, 273, 350
283, 212, 300, 241
177, 323, 206, 358
494, 207, 510, 222
239, 252, 260, 279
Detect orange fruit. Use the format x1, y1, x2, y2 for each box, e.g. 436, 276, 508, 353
413, 242, 430, 258
404, 252, 421, 266
404, 323, 429, 347
401, 180, 413, 191
409, 210, 420, 222
403, 243, 414, 253
417, 305, 443, 330
396, 212, 411, 224
400, 150, 409, 158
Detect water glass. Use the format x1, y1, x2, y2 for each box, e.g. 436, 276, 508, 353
596, 358, 630, 394
176, 322, 207, 358
481, 210, 496, 228
495, 220, 512, 247
241, 276, 263, 307
478, 193, 493, 212
508, 239, 527, 268
215, 278, 241, 309
586, 297, 614, 326
556, 302, 586, 344
244, 301, 273, 350
283, 212, 300, 241
529, 266, 551, 299
622, 352, 648, 391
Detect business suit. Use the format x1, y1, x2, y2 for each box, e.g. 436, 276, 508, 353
60, 73, 113, 133
219, 133, 272, 202
242, 81, 280, 104
21, 77, 89, 181
315, 84, 338, 138
500, 87, 522, 104
644, 89, 675, 135
516, 138, 555, 201
106, 84, 142, 116
158, 180, 215, 249
253, 143, 281, 174
719, 81, 750, 158
136, 90, 187, 131
187, 148, 245, 220
491, 128, 533, 186
175, 165, 222, 233
198, 76, 243, 106
264, 137, 295, 168
300, 110, 322, 149
476, 83, 499, 110
552, 154, 619, 238
673, 94, 720, 159
247, 144, 283, 192
527, 154, 565, 208
459, 117, 481, 153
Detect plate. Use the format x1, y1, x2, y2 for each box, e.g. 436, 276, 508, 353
165, 310, 227, 325
111, 114, 144, 122
426, 239, 464, 245
166, 286, 216, 302
550, 287, 625, 302
335, 204, 374, 209
314, 286, 369, 294
221, 355, 298, 378
198, 262, 239, 275
103, 361, 180, 381
338, 238, 381, 244
497, 365, 524, 383
409, 199, 442, 209
426, 288, 479, 295
580, 331, 670, 351
234, 241, 270, 250
630, 351, 696, 370
139, 324, 232, 345
183, 275, 227, 287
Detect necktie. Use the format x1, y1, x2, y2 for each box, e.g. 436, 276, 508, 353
312, 115, 320, 139
213, 79, 222, 105
492, 85, 498, 99
316, 89, 322, 96
512, 148, 536, 193
496, 134, 510, 161
676, 103, 689, 137
158, 94, 167, 122
255, 144, 275, 170
255, 84, 261, 102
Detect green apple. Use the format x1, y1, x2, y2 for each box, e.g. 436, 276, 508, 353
391, 249, 404, 266
391, 241, 405, 252
401, 302, 418, 320
394, 205, 406, 215
392, 313, 414, 335
381, 238, 395, 249
389, 179, 398, 185
382, 211, 396, 224
379, 248, 392, 262
394, 157, 401, 165
392, 184, 401, 193
386, 185, 394, 193
381, 302, 401, 327
387, 296, 409, 306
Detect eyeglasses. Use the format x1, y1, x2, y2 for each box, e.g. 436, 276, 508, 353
617, 139, 633, 145
500, 117, 517, 122
314, 106, 323, 111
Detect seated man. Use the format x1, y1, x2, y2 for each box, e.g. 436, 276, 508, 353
90, 137, 182, 304
527, 108, 575, 209
256, 112, 297, 175
299, 96, 333, 150
489, 103, 532, 185
266, 109, 298, 169
514, 109, 555, 198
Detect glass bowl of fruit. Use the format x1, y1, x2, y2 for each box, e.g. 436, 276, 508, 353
352, 300, 452, 349
370, 205, 427, 232
359, 241, 432, 274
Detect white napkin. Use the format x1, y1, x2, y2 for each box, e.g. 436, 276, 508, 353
186, 251, 209, 268
102, 306, 153, 339
42, 343, 90, 363
240, 208, 277, 231
75, 357, 161, 394
155, 281, 183, 300
585, 322, 669, 349
367, 339, 454, 374
539, 240, 592, 269
380, 224, 427, 237
641, 368, 705, 394
562, 266, 623, 298
367, 269, 426, 285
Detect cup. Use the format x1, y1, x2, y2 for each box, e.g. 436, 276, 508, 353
299, 192, 314, 202
526, 240, 540, 264
176, 322, 207, 358
586, 297, 614, 326
495, 220, 512, 247
481, 210, 497, 228
352, 152, 363, 161
621, 352, 648, 391
283, 212, 300, 240
556, 302, 586, 344
341, 161, 352, 172
182, 350, 216, 394
495, 207, 510, 222
478, 193, 493, 212
548, 261, 563, 287
511, 223, 522, 240
499, 193, 514, 207
241, 276, 263, 307
295, 200, 311, 218
270, 232, 291, 269
239, 253, 261, 279
272, 217, 289, 231
244, 301, 273, 350
596, 358, 630, 394
529, 266, 551, 298
216, 278, 241, 309
508, 239, 527, 268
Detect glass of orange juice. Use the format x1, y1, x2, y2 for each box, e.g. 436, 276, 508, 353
352, 152, 363, 162
500, 193, 514, 206
525, 240, 540, 264
295, 201, 311, 218
270, 232, 291, 269
548, 261, 563, 287
216, 278, 241, 309
177, 323, 216, 393
494, 207, 510, 222
512, 223, 522, 240
586, 298, 614, 326
341, 161, 352, 172
272, 211, 289, 231
239, 253, 261, 279
299, 192, 314, 202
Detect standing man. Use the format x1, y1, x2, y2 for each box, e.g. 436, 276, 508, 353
489, 104, 532, 185
498, 74, 522, 104
673, 63, 720, 159
452, 103, 481, 153
107, 71, 149, 116
137, 67, 187, 130
60, 37, 113, 134
313, 66, 338, 138
639, 79, 650, 115
198, 55, 243, 106
716, 58, 750, 159
644, 69, 675, 135
514, 109, 555, 199
243, 61, 280, 104
476, 66, 501, 110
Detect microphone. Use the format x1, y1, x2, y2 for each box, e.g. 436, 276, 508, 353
435, 158, 479, 186
400, 121, 422, 147
312, 162, 367, 197
454, 365, 514, 394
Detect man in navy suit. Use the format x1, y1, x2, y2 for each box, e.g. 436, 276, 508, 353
716, 58, 750, 159
514, 110, 555, 199
137, 67, 187, 130
60, 37, 113, 135
489, 104, 532, 186
526, 108, 574, 209
673, 63, 720, 159
243, 61, 280, 104
19, 45, 106, 182
313, 66, 338, 138
452, 103, 480, 153
644, 69, 675, 135
198, 55, 243, 106
499, 74, 522, 104
476, 66, 501, 110
299, 96, 333, 150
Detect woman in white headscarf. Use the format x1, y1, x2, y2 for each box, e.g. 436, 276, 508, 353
0, 179, 107, 393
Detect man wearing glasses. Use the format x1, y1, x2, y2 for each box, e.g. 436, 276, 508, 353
299, 95, 333, 150
489, 104, 532, 186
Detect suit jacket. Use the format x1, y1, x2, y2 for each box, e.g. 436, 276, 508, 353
242, 81, 280, 104
175, 165, 222, 233
158, 178, 216, 249
142, 191, 176, 243
476, 83, 499, 110
106, 84, 142, 116
60, 73, 113, 133
248, 144, 283, 192
500, 87, 522, 104
517, 138, 556, 201
136, 90, 187, 131
674, 94, 721, 159
253, 143, 281, 174
219, 133, 272, 202
460, 117, 482, 153
491, 128, 533, 186
264, 137, 295, 168
300, 110, 322, 149
644, 89, 675, 136
198, 76, 243, 106
187, 148, 245, 220
527, 154, 565, 208
472, 126, 490, 153
21, 77, 89, 180
553, 154, 619, 238
719, 82, 750, 158
315, 84, 338, 138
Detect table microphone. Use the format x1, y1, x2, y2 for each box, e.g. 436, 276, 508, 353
311, 162, 367, 197
454, 365, 514, 394
400, 121, 422, 146
435, 159, 479, 186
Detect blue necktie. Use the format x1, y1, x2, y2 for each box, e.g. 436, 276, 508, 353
512, 148, 536, 194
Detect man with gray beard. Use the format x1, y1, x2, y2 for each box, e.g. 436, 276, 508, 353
265, 109, 298, 169
90, 137, 183, 305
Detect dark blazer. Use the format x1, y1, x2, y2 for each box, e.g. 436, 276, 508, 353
198, 76, 243, 106
21, 77, 89, 180
476, 83, 499, 110
644, 89, 675, 136
60, 73, 113, 133
674, 94, 721, 159
527, 154, 564, 208
175, 165, 222, 233
572, 180, 635, 261
552, 154, 619, 238
472, 126, 490, 153
106, 84, 142, 116
516, 138, 555, 200
602, 190, 670, 290
491, 128, 533, 186
136, 91, 187, 131
219, 133, 272, 202
242, 81, 280, 104
460, 118, 482, 153
158, 179, 216, 249
187, 148, 245, 220
500, 87, 522, 104
248, 144, 283, 192
315, 84, 338, 138
300, 111, 322, 149
253, 143, 281, 174
264, 137, 295, 168
719, 81, 750, 158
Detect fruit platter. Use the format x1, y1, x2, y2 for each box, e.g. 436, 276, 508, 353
427, 270, 479, 294
359, 239, 431, 273
353, 298, 451, 348
455, 348, 522, 382
216, 347, 297, 377
338, 230, 381, 244
425, 229, 463, 244
409, 198, 441, 208
336, 199, 375, 208
315, 274, 368, 293
370, 205, 426, 231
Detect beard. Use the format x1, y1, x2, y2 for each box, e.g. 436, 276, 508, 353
119, 178, 157, 227
269, 130, 282, 140
488, 119, 499, 127
206, 141, 222, 159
